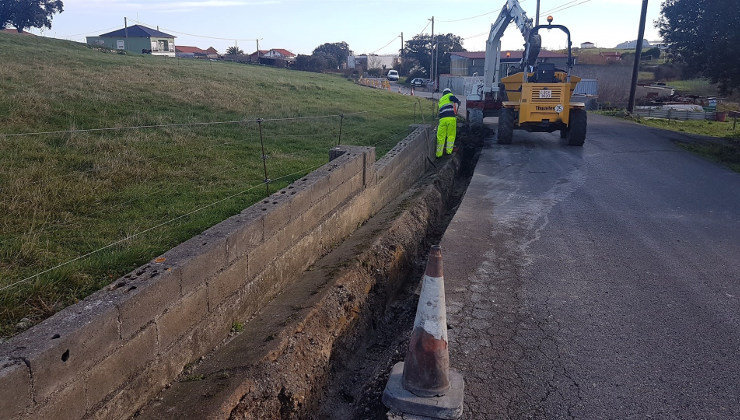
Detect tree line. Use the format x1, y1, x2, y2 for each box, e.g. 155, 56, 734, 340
0, 0, 63, 33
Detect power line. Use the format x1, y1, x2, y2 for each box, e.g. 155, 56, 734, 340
438, 9, 499, 23
542, 0, 593, 16
370, 34, 400, 54
127, 17, 258, 42
0, 165, 322, 293
541, 0, 580, 15
0, 112, 369, 139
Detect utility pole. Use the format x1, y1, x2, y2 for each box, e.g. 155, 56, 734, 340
435, 34, 440, 89
400, 32, 404, 56
536, 0, 541, 26
124, 17, 128, 39
429, 17, 434, 85
256, 38, 262, 61
628, 0, 649, 113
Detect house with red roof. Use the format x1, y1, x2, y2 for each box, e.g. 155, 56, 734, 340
175, 45, 208, 58
1, 28, 36, 36
262, 49, 296, 61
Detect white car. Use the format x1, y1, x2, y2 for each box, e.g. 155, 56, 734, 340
386, 70, 399, 81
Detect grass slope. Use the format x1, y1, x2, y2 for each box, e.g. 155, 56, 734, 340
0, 34, 435, 336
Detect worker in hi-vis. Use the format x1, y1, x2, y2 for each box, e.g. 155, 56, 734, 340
436, 88, 461, 158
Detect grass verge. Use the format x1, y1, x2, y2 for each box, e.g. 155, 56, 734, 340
675, 142, 740, 173
595, 110, 739, 140
0, 33, 438, 337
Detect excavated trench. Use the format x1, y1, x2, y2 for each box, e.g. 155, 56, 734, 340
138, 127, 485, 420
309, 130, 483, 419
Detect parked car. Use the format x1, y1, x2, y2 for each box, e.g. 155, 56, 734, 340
386, 70, 399, 81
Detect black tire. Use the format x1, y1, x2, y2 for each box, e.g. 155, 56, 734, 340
468, 108, 484, 125
567, 108, 587, 146
498, 107, 514, 144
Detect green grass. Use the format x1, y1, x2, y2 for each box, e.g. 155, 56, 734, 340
668, 79, 720, 97
596, 110, 739, 140
675, 142, 740, 173
0, 33, 438, 337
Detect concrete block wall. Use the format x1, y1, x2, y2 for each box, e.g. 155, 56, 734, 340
0, 124, 436, 419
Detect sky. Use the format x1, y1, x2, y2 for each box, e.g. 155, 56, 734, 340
24, 0, 664, 55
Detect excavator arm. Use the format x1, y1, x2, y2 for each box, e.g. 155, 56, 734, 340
480, 0, 541, 98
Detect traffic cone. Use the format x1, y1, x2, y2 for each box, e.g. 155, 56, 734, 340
402, 245, 450, 396
382, 245, 464, 419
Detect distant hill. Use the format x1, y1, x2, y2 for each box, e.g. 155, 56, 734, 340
615, 39, 651, 50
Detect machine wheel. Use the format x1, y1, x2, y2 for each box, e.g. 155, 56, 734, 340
468, 108, 484, 125
567, 108, 587, 146
498, 107, 514, 144
560, 129, 568, 138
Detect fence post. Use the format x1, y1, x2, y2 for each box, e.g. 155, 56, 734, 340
257, 118, 270, 195
338, 114, 344, 145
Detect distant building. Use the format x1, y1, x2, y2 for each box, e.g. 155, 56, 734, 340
1, 28, 35, 36
599, 52, 622, 63
176, 45, 208, 58
649, 40, 668, 50
86, 25, 176, 57
263, 49, 296, 61
205, 47, 219, 59
580, 42, 595, 49
347, 54, 399, 70
615, 39, 651, 50
449, 50, 571, 77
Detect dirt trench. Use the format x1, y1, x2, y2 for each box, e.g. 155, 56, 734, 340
138, 128, 484, 420
302, 133, 481, 419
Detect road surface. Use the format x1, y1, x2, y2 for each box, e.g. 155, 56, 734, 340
440, 114, 740, 418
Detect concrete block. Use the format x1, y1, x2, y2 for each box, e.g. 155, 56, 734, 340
0, 358, 32, 418
116, 266, 181, 339
298, 171, 331, 206
299, 187, 335, 231
260, 192, 292, 239
208, 256, 249, 308
4, 297, 121, 404
85, 324, 158, 406
32, 376, 87, 420
246, 216, 304, 279
89, 360, 167, 420
163, 229, 228, 295
243, 261, 285, 313
328, 153, 363, 191
224, 209, 264, 264
157, 285, 209, 350
382, 362, 464, 419
329, 172, 364, 210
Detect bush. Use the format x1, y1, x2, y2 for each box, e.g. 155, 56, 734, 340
366, 68, 382, 77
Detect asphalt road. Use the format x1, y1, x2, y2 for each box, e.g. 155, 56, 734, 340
440, 114, 740, 418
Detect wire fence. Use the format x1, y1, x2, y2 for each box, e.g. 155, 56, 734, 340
0, 108, 438, 309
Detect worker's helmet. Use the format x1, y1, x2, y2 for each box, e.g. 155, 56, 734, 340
443, 88, 452, 95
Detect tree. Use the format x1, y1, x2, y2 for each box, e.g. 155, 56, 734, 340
226, 46, 243, 56
1, 0, 64, 32
658, 0, 739, 94
312, 42, 350, 69
403, 33, 465, 77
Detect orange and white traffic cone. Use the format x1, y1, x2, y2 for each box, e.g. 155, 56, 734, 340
382, 245, 464, 419
402, 245, 450, 396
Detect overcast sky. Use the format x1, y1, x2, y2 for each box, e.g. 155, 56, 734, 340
27, 0, 663, 55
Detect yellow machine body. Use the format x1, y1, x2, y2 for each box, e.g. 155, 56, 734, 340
501, 72, 583, 128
